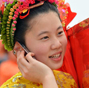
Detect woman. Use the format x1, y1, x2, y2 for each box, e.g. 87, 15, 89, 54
0, 0, 77, 88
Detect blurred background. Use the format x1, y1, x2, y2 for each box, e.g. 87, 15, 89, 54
0, 40, 19, 86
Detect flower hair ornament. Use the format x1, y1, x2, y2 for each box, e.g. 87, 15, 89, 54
0, 0, 59, 51
0, 0, 71, 51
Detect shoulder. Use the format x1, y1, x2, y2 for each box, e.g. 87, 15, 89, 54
0, 71, 78, 88
53, 70, 74, 79
53, 70, 78, 88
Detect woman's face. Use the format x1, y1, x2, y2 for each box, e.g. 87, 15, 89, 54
25, 11, 67, 70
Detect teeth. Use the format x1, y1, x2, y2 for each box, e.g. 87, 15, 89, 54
50, 54, 60, 58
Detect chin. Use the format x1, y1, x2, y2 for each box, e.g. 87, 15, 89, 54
51, 63, 63, 70
50, 61, 63, 70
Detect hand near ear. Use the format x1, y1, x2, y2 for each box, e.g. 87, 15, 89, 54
16, 50, 58, 88
13, 41, 58, 88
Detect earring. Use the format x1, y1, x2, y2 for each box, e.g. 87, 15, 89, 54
13, 50, 16, 54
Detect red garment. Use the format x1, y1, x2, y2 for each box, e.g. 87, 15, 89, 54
58, 39, 79, 87
58, 18, 89, 88
58, 2, 89, 87
67, 18, 89, 88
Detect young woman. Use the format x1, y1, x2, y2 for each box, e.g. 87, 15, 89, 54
0, 0, 77, 88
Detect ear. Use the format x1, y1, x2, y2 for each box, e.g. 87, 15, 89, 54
13, 41, 23, 57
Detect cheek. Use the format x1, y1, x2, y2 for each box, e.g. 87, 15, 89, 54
61, 35, 67, 51
25, 37, 49, 58
32, 44, 49, 59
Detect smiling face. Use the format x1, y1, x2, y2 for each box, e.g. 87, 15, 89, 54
25, 11, 67, 70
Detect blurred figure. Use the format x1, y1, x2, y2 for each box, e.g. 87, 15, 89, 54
0, 40, 8, 64
0, 51, 19, 86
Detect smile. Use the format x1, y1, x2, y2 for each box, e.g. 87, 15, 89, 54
49, 53, 61, 58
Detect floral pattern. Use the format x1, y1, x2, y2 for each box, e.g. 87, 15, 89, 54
0, 70, 77, 88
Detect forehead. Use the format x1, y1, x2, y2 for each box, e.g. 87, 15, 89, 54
25, 11, 62, 44
27, 11, 61, 31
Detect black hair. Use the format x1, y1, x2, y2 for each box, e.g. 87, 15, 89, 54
14, 1, 61, 46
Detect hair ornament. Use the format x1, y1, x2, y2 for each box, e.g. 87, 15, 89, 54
1, 0, 45, 51
19, 1, 44, 19
1, 0, 67, 51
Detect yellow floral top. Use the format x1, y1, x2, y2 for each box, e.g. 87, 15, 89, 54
0, 70, 77, 88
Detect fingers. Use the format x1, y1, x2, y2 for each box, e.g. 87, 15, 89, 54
17, 50, 35, 71
26, 52, 36, 63
17, 51, 36, 79
17, 50, 30, 78
17, 51, 29, 66
17, 50, 31, 75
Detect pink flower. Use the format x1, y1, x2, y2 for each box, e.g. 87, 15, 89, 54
14, 14, 18, 18
13, 17, 16, 20
2, 0, 7, 2
10, 1, 13, 4
12, 23, 15, 27
13, 28, 16, 31
13, 21, 17, 24
16, 9, 20, 12
55, 0, 59, 4
48, 0, 55, 3
19, 0, 25, 2
26, 0, 35, 4
14, 11, 19, 15
62, 9, 65, 13
30, 0, 35, 4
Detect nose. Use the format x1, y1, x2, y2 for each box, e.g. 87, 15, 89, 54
51, 37, 61, 50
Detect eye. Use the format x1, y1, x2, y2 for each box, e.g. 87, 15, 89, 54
41, 36, 49, 40
58, 31, 63, 35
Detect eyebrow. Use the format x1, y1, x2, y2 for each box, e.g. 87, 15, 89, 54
57, 26, 63, 30
38, 25, 63, 36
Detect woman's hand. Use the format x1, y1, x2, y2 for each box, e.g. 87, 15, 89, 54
17, 50, 58, 88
